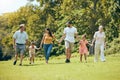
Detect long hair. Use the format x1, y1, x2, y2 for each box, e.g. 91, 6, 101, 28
46, 28, 53, 37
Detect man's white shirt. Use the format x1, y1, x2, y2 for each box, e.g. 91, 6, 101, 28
64, 27, 77, 43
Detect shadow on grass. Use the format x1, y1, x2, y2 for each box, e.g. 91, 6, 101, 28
22, 63, 44, 66
22, 62, 66, 66
48, 62, 66, 65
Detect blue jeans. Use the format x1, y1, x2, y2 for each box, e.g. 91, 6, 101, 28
43, 44, 53, 61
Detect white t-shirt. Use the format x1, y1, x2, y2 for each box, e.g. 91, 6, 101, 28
29, 45, 37, 54
94, 31, 105, 44
13, 30, 28, 44
64, 27, 77, 43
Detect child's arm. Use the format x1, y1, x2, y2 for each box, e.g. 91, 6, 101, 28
36, 47, 40, 50
86, 40, 92, 46
79, 40, 81, 45
35, 46, 40, 50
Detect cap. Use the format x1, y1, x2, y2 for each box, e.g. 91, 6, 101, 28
19, 24, 25, 27
66, 21, 72, 25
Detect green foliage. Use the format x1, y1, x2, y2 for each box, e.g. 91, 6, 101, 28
0, 0, 119, 58
105, 37, 120, 55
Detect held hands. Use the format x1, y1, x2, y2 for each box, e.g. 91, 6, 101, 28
13, 44, 16, 49
90, 44, 93, 46
57, 40, 61, 46
39, 45, 42, 50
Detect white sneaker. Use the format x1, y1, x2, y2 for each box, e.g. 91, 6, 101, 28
31, 63, 34, 64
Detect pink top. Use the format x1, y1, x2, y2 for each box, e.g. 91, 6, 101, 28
79, 40, 88, 54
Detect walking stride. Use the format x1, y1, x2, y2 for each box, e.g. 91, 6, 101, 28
79, 34, 89, 63
92, 25, 106, 62
59, 21, 78, 63
40, 28, 58, 64
13, 24, 28, 66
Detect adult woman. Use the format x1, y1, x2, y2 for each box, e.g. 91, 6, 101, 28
40, 28, 57, 64
92, 25, 106, 62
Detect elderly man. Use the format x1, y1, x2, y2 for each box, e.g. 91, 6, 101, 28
13, 24, 28, 66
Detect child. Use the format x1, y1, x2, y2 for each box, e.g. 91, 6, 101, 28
79, 34, 89, 63
29, 42, 39, 64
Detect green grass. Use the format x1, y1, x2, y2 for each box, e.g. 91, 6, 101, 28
0, 54, 120, 80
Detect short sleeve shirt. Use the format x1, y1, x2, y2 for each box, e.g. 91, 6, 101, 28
13, 30, 28, 44
64, 27, 77, 43
94, 31, 105, 44
29, 46, 37, 54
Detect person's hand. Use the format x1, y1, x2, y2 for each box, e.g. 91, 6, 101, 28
91, 44, 93, 46
39, 45, 42, 49
55, 39, 59, 44
37, 48, 40, 50
13, 44, 16, 49
58, 40, 61, 46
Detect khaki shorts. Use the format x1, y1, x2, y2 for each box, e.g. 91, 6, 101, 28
65, 40, 74, 50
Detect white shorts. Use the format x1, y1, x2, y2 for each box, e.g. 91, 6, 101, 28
65, 40, 74, 50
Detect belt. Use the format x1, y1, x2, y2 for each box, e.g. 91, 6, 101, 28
16, 43, 25, 45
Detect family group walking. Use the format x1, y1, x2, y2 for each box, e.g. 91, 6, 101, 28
13, 22, 106, 66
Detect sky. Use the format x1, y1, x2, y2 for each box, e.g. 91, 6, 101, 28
0, 0, 39, 15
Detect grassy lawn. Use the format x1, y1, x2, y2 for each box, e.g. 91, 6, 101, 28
0, 54, 120, 80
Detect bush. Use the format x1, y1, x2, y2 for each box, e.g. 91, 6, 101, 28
105, 37, 120, 55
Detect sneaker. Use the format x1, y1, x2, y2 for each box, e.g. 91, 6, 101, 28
19, 63, 22, 66
13, 60, 17, 65
65, 59, 68, 63
68, 59, 70, 63
46, 60, 48, 64
101, 60, 106, 62
65, 59, 70, 63
85, 60, 87, 63
31, 62, 34, 64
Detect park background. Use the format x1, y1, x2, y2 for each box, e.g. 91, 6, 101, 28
0, 0, 120, 80
0, 0, 120, 60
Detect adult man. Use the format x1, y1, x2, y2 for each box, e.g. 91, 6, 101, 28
59, 21, 78, 63
13, 24, 28, 66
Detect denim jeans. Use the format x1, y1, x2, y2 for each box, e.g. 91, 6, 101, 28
43, 44, 53, 61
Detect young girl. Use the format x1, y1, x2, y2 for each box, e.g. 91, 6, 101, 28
79, 34, 89, 63
29, 42, 39, 64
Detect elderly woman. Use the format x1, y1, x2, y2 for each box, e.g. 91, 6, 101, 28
92, 25, 106, 62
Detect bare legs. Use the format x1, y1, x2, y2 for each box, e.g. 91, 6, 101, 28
66, 48, 71, 60
30, 54, 35, 64
13, 53, 23, 65
20, 54, 23, 65
65, 47, 72, 63
80, 54, 87, 63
